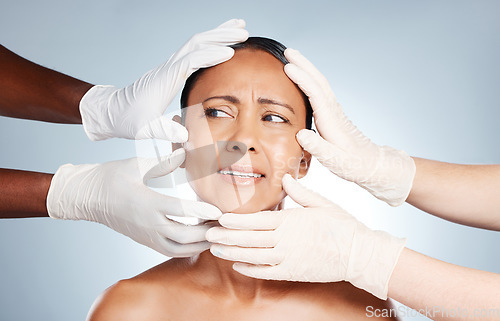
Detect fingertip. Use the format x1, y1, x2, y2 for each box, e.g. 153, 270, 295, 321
240, 29, 250, 41
218, 213, 234, 227
284, 48, 300, 61
205, 227, 216, 242
232, 262, 244, 273
169, 120, 189, 143
195, 202, 222, 220
233, 262, 258, 279
210, 244, 223, 258
236, 19, 246, 28
282, 173, 294, 184
296, 129, 316, 145
219, 18, 246, 29
281, 173, 298, 194
170, 147, 186, 159
166, 148, 185, 169
210, 46, 235, 60
283, 63, 298, 77
295, 128, 307, 140
192, 46, 235, 70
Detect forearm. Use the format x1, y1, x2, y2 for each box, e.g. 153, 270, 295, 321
406, 158, 500, 231
0, 168, 52, 218
388, 248, 500, 321
0, 45, 93, 124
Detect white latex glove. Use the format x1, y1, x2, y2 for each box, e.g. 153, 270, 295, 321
284, 48, 416, 206
206, 174, 406, 300
47, 149, 221, 257
80, 19, 249, 141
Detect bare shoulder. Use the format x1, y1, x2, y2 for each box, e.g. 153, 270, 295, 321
285, 281, 400, 320
87, 258, 191, 321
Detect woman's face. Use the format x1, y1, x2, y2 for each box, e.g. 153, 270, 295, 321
182, 49, 310, 213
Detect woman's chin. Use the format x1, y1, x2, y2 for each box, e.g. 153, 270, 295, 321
216, 199, 281, 214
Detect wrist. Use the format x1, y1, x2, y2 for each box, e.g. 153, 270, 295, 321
346, 222, 406, 300
47, 163, 100, 221
362, 146, 416, 206
79, 85, 118, 141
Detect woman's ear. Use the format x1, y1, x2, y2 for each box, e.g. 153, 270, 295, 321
298, 150, 312, 179
171, 115, 186, 169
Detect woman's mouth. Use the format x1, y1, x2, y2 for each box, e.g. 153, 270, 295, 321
218, 170, 263, 178
217, 165, 265, 185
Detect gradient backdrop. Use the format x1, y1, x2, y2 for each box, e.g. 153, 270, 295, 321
1, 0, 499, 320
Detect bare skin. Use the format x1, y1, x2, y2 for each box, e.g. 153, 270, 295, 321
387, 159, 500, 320
0, 45, 92, 123
0, 169, 52, 218
408, 158, 500, 231
88, 251, 398, 321
388, 248, 500, 321
88, 45, 399, 320
0, 45, 92, 219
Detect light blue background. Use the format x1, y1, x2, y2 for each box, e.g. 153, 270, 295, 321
1, 0, 499, 320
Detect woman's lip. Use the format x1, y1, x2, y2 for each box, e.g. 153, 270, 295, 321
217, 164, 265, 186
217, 171, 265, 186
219, 164, 265, 176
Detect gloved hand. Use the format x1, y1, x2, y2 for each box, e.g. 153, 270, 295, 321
80, 19, 249, 141
284, 48, 415, 206
206, 174, 406, 300
47, 149, 221, 257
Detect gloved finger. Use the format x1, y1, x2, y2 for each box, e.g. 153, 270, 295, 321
233, 262, 281, 280
135, 116, 188, 142
285, 52, 354, 148
151, 194, 222, 220
284, 48, 332, 94
191, 20, 248, 46
172, 19, 248, 62
158, 218, 212, 244
284, 63, 336, 119
296, 129, 350, 173
159, 237, 211, 258
181, 46, 236, 73
210, 244, 283, 265
218, 211, 285, 230
142, 148, 185, 181
216, 18, 246, 30
206, 227, 279, 248
160, 46, 235, 108
282, 174, 332, 208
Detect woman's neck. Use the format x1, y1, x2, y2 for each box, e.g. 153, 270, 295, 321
187, 200, 288, 302
191, 250, 285, 303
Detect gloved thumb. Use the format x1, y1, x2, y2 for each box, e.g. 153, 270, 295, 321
136, 116, 188, 142
296, 129, 342, 162
282, 174, 332, 208
143, 148, 185, 181
233, 262, 277, 280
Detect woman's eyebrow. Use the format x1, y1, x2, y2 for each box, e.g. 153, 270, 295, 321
258, 97, 295, 114
202, 96, 240, 104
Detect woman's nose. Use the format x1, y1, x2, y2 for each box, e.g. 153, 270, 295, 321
224, 121, 260, 153
225, 140, 250, 152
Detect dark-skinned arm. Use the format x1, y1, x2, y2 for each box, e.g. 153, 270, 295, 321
0, 44, 93, 124
0, 45, 92, 219
0, 169, 52, 218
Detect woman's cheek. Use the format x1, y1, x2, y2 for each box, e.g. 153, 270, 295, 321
267, 137, 302, 186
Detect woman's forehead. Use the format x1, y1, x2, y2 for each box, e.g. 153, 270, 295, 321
187, 49, 306, 109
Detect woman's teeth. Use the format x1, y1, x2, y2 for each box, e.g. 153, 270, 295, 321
218, 170, 263, 178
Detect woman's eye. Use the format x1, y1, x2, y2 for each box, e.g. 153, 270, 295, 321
263, 114, 288, 123
204, 108, 232, 118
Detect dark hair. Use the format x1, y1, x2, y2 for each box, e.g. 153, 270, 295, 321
180, 36, 313, 129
